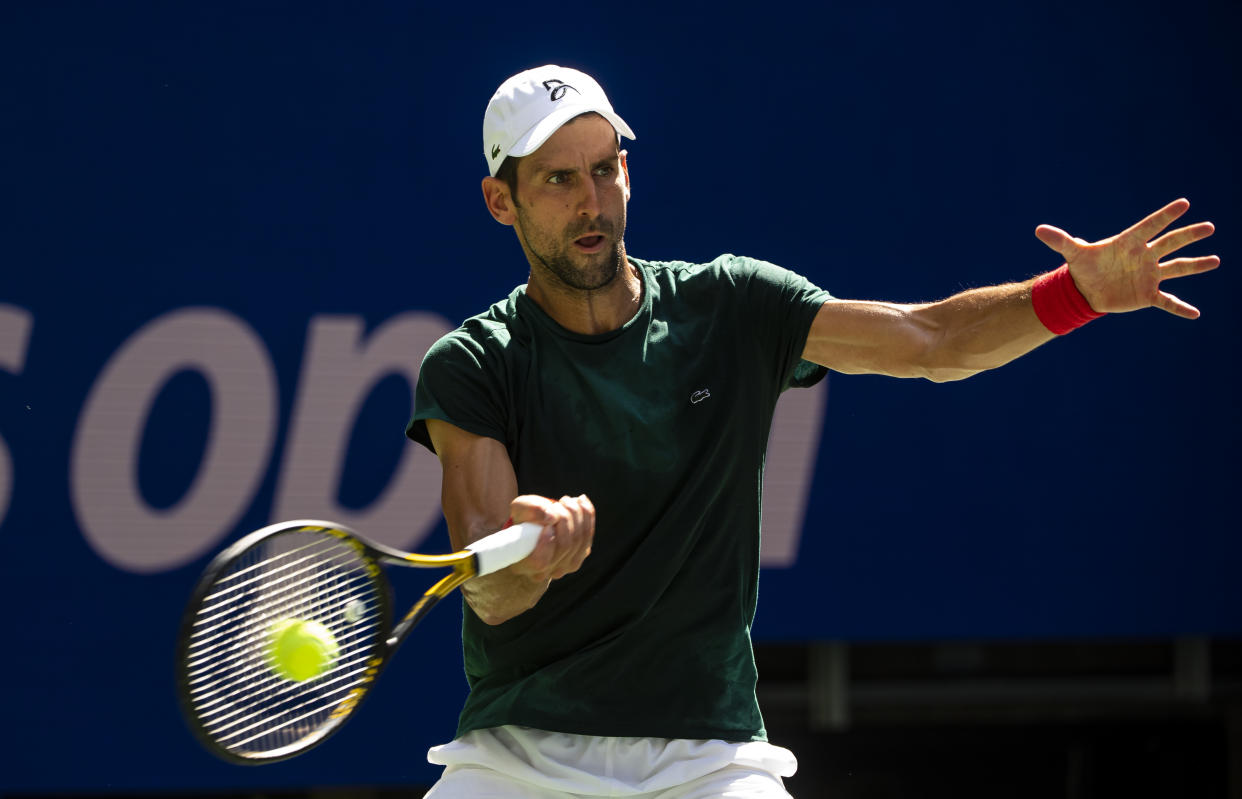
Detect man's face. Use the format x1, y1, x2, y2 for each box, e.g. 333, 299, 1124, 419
511, 114, 630, 293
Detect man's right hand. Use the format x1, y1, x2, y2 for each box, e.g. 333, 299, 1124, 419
425, 418, 595, 624
461, 493, 595, 625
508, 494, 595, 583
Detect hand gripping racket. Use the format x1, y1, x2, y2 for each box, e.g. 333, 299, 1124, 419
175, 519, 541, 764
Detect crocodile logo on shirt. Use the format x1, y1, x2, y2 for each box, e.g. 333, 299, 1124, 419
690, 389, 711, 405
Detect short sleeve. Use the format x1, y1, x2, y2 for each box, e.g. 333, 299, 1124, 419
719, 255, 832, 391
406, 328, 511, 454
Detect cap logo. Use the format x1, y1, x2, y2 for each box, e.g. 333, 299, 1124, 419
491, 144, 501, 160
541, 79, 579, 102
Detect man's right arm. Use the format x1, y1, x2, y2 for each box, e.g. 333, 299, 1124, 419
425, 418, 595, 625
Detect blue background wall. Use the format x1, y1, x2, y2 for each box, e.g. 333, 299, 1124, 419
3, 1, 1239, 793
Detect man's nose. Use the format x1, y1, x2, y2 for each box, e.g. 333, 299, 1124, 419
576, 178, 600, 218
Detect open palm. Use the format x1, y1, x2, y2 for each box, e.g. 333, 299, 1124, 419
1034, 198, 1219, 318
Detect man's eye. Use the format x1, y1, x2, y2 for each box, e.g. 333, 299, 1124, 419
593, 166, 613, 177
547, 173, 568, 184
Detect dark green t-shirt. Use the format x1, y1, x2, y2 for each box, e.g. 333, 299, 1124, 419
407, 255, 831, 742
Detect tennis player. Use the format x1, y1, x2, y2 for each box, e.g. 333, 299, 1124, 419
406, 65, 1218, 798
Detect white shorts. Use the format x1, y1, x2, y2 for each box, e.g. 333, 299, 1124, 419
423, 725, 798, 798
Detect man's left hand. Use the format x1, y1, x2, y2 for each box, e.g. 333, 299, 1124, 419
1034, 198, 1219, 318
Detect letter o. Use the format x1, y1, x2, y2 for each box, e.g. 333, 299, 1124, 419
71, 308, 278, 573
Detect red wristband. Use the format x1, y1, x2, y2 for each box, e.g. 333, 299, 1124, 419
1031, 264, 1105, 335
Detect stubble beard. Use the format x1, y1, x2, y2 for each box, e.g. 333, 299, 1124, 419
517, 209, 627, 293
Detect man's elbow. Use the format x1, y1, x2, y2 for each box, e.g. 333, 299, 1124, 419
921, 365, 984, 383
914, 326, 993, 382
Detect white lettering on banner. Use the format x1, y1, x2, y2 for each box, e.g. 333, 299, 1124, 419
272, 313, 451, 552
71, 308, 279, 573
0, 305, 34, 529
57, 305, 824, 574
761, 379, 828, 566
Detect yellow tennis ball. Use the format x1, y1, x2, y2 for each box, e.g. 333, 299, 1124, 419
266, 619, 339, 682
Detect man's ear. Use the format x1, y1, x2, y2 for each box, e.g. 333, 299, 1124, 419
481, 176, 517, 226
620, 149, 631, 202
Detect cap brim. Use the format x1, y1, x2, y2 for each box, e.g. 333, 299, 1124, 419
508, 104, 636, 161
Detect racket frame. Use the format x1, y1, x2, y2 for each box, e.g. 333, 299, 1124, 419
176, 519, 480, 765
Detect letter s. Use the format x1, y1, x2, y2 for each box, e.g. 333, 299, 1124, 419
0, 305, 34, 529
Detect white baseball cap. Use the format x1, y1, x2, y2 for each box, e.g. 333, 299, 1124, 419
483, 65, 636, 177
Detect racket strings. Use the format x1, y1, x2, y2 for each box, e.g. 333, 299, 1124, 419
186, 555, 375, 675
187, 584, 378, 706
182, 529, 386, 758
189, 535, 376, 749
205, 652, 378, 746
187, 623, 378, 727
191, 538, 348, 633
191, 645, 378, 736
185, 541, 362, 679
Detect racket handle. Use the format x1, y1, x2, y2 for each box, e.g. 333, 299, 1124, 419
467, 522, 544, 576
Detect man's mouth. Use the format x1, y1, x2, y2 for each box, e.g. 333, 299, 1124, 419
573, 234, 606, 252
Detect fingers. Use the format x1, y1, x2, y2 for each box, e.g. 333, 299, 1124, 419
1159, 254, 1221, 280
1126, 197, 1190, 241
1034, 199, 1216, 319
1034, 224, 1093, 260
1149, 221, 1215, 259
1033, 224, 1075, 258
548, 495, 595, 579
1040, 201, 1207, 256
1152, 290, 1201, 320
508, 494, 561, 530
508, 493, 595, 582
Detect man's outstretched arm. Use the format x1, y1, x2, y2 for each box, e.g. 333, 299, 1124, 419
802, 198, 1219, 382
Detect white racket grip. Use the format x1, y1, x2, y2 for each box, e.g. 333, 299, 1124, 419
467, 522, 544, 576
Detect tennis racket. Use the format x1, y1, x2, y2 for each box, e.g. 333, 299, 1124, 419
175, 518, 541, 764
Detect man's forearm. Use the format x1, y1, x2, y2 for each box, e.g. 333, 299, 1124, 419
805, 278, 1059, 382
910, 278, 1058, 381
461, 567, 551, 626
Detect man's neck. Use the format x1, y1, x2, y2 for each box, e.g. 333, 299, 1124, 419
525, 258, 643, 336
